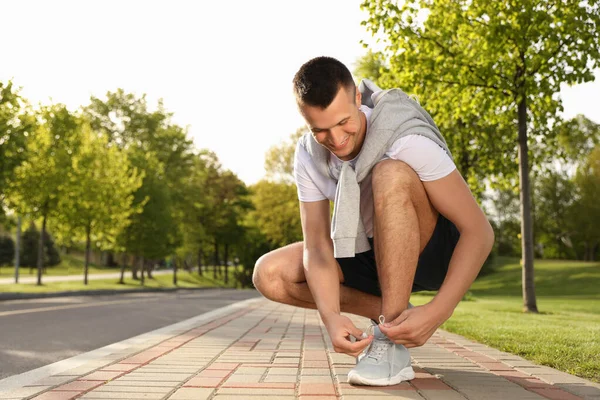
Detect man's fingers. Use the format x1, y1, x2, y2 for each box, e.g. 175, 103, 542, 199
350, 326, 367, 340
383, 311, 409, 327
334, 335, 372, 355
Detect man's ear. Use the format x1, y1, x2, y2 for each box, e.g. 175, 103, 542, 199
355, 85, 362, 108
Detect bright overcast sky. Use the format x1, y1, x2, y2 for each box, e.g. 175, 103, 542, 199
2, 0, 599, 185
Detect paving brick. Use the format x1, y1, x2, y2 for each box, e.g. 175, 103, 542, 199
298, 383, 336, 395
299, 375, 334, 383
207, 363, 239, 370
301, 360, 329, 368
79, 391, 165, 399
31, 392, 81, 400
166, 387, 214, 400
529, 388, 584, 400
81, 371, 124, 381
197, 369, 232, 378
419, 389, 468, 400
263, 375, 297, 383
221, 382, 295, 389
184, 377, 224, 388
54, 380, 104, 391
99, 363, 139, 372
215, 388, 295, 395
410, 378, 453, 390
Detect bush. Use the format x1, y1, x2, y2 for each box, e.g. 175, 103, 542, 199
0, 236, 15, 267
21, 223, 61, 268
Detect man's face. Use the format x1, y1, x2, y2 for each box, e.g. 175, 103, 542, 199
300, 85, 366, 161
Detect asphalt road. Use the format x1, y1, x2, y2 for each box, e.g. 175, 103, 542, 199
0, 288, 261, 379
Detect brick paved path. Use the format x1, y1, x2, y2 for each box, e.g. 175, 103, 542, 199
1, 298, 598, 400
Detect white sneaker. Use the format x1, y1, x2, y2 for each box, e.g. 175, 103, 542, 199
347, 323, 414, 386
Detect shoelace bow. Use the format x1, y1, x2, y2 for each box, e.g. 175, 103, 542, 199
365, 315, 393, 362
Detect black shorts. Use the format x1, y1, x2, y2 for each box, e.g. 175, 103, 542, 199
336, 214, 460, 296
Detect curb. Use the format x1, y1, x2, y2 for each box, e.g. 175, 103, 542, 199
0, 286, 240, 302
0, 296, 263, 392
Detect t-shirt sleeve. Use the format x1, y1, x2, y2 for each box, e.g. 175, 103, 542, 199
386, 135, 456, 181
293, 141, 328, 202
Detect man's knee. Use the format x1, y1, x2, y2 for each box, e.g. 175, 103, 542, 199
252, 253, 280, 298
372, 160, 419, 200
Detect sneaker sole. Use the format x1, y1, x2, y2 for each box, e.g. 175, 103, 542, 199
347, 366, 415, 386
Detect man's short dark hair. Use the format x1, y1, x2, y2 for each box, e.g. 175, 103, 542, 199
293, 56, 356, 109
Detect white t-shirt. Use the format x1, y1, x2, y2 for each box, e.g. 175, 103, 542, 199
293, 105, 456, 238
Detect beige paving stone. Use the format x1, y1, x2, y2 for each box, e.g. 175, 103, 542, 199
301, 368, 331, 376
212, 395, 295, 399
80, 391, 166, 399
342, 392, 425, 399
263, 375, 298, 383
91, 386, 172, 393
224, 374, 262, 383
266, 368, 299, 376
300, 375, 334, 383
235, 367, 267, 374
108, 380, 179, 387
166, 387, 214, 399
216, 388, 296, 395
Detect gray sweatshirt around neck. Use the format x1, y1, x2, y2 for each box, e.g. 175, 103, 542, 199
299, 79, 453, 258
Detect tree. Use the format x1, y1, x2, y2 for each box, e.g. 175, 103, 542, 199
0, 235, 15, 272
532, 168, 577, 259
362, 0, 600, 312
53, 123, 143, 284
19, 222, 60, 271
83, 91, 195, 280
6, 104, 79, 285
248, 180, 302, 249
571, 147, 600, 260
264, 127, 306, 183
0, 81, 36, 224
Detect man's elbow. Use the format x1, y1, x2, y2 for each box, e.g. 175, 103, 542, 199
484, 219, 495, 254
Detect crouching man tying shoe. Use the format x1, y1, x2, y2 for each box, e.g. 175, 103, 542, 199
253, 56, 494, 386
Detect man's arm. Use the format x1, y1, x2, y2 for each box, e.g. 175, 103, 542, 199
300, 200, 373, 356
380, 169, 494, 346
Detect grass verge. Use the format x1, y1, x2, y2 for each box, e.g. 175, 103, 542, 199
411, 256, 600, 383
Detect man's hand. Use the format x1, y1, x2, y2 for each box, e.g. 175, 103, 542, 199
379, 303, 452, 348
323, 314, 373, 357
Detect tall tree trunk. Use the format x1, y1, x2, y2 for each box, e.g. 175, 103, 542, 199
213, 241, 218, 279
15, 215, 21, 284
146, 259, 153, 279
198, 247, 203, 276
517, 94, 538, 313
140, 256, 145, 285
119, 253, 127, 284
224, 243, 229, 285
132, 255, 139, 279
36, 214, 48, 286
84, 222, 91, 285
173, 256, 178, 285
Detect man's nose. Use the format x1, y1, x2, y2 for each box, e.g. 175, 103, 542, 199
330, 127, 346, 146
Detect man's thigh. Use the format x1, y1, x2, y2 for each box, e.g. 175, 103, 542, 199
256, 241, 344, 284
337, 215, 461, 296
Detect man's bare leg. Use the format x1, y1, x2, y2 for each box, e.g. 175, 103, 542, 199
371, 160, 439, 322
253, 242, 381, 320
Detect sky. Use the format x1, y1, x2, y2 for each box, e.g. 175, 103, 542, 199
1, 0, 599, 185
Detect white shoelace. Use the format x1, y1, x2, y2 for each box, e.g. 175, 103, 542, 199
365, 315, 393, 362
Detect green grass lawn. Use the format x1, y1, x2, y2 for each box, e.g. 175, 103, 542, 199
0, 269, 242, 293
0, 252, 246, 292
0, 253, 116, 277
411, 256, 600, 383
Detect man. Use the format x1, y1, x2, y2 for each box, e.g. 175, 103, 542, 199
253, 56, 494, 386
